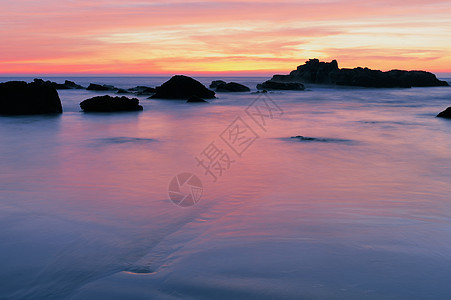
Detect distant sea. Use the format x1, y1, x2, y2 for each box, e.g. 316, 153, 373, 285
1, 76, 451, 299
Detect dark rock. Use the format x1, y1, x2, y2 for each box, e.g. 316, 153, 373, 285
186, 96, 208, 103
87, 83, 118, 91
80, 95, 143, 112
209, 80, 227, 89
33, 78, 84, 90
151, 75, 215, 99
215, 82, 251, 92
63, 80, 84, 89
291, 135, 316, 141
437, 107, 451, 119
116, 89, 130, 94
128, 86, 155, 94
0, 80, 62, 115
291, 135, 353, 143
257, 81, 305, 90
265, 58, 449, 88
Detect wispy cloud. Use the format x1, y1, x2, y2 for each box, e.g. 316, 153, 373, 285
1, 0, 450, 74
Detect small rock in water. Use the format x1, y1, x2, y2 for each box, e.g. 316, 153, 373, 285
80, 95, 143, 112
437, 107, 451, 119
209, 80, 227, 89
151, 75, 215, 99
291, 135, 316, 141
215, 82, 250, 92
87, 83, 118, 91
116, 89, 130, 94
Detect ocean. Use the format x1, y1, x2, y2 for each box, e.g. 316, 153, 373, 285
1, 76, 451, 299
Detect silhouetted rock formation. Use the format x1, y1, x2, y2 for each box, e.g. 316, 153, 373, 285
80, 95, 143, 112
209, 80, 226, 89
257, 81, 305, 90
87, 83, 118, 91
215, 82, 251, 92
128, 86, 156, 95
437, 107, 451, 119
187, 96, 208, 103
33, 78, 84, 90
151, 75, 215, 99
0, 80, 62, 115
263, 58, 449, 88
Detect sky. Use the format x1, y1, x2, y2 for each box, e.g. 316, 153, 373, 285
1, 0, 450, 75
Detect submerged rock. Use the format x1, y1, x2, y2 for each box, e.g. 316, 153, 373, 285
116, 89, 130, 94
257, 81, 305, 90
291, 135, 353, 143
80, 95, 143, 112
186, 96, 208, 103
151, 75, 215, 99
291, 135, 316, 141
437, 107, 451, 119
263, 58, 449, 88
0, 80, 62, 115
215, 82, 250, 92
128, 86, 156, 95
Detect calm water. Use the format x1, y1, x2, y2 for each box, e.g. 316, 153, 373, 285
1, 76, 451, 299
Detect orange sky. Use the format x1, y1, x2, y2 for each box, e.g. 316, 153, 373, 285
1, 0, 450, 75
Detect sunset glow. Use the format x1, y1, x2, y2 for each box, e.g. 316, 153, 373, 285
1, 0, 450, 75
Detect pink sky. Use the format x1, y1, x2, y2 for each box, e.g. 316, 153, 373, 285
1, 0, 450, 75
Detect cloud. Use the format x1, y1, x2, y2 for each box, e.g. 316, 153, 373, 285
1, 0, 450, 74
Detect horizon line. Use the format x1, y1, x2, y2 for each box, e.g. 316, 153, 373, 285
1, 71, 451, 78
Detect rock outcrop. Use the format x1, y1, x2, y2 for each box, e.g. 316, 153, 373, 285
33, 78, 84, 90
437, 107, 451, 119
0, 80, 62, 115
215, 82, 250, 92
80, 95, 143, 112
262, 58, 449, 88
150, 75, 215, 99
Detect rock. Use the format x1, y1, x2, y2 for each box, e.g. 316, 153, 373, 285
257, 81, 305, 90
215, 82, 251, 92
186, 96, 208, 103
33, 79, 84, 90
151, 75, 215, 99
63, 80, 84, 89
291, 136, 316, 141
0, 80, 62, 115
128, 86, 156, 95
80, 95, 143, 112
209, 80, 227, 89
437, 107, 451, 119
291, 135, 353, 143
265, 58, 449, 88
87, 83, 118, 91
